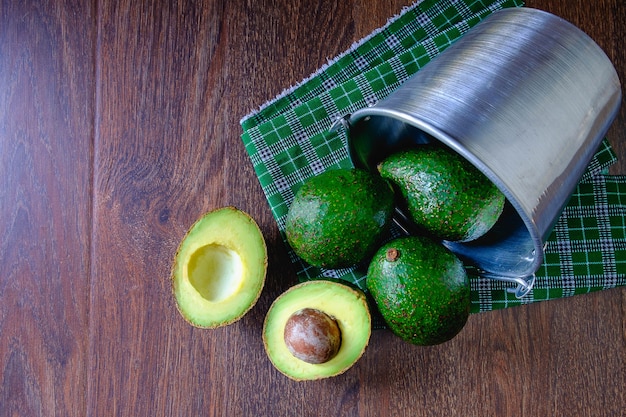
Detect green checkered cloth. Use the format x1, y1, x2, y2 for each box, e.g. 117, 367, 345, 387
240, 0, 626, 316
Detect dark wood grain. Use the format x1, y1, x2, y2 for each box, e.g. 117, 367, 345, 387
1, 1, 624, 416
0, 1, 95, 416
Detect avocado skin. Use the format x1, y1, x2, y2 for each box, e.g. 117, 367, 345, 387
378, 145, 505, 242
366, 236, 470, 345
286, 168, 394, 269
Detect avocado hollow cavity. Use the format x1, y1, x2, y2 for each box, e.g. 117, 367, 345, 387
188, 243, 244, 303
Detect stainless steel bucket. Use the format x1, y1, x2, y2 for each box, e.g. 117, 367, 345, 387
343, 7, 622, 296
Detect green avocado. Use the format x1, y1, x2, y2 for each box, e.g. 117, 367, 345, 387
171, 207, 267, 328
285, 168, 395, 269
377, 145, 505, 242
263, 280, 371, 381
366, 235, 470, 345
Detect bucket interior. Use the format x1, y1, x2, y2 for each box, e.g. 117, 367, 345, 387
348, 114, 543, 279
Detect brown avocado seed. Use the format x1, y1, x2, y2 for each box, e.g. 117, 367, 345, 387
284, 308, 342, 364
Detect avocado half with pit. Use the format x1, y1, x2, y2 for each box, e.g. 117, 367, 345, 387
263, 280, 371, 380
171, 207, 267, 328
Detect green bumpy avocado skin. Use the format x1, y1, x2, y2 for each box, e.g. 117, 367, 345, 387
366, 236, 470, 346
285, 168, 395, 269
378, 145, 505, 242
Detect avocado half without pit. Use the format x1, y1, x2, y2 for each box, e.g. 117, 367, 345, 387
263, 280, 371, 380
171, 207, 267, 328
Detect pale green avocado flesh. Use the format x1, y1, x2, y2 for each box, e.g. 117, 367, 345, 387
263, 280, 371, 381
172, 207, 267, 328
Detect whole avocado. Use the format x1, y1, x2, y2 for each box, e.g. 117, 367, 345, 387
285, 168, 394, 269
378, 145, 505, 242
366, 235, 470, 345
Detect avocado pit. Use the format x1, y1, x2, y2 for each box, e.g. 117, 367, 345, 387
284, 308, 341, 364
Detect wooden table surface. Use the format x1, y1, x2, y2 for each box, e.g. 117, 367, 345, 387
1, 1, 624, 416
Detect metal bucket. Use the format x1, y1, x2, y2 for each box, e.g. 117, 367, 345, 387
343, 7, 622, 296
